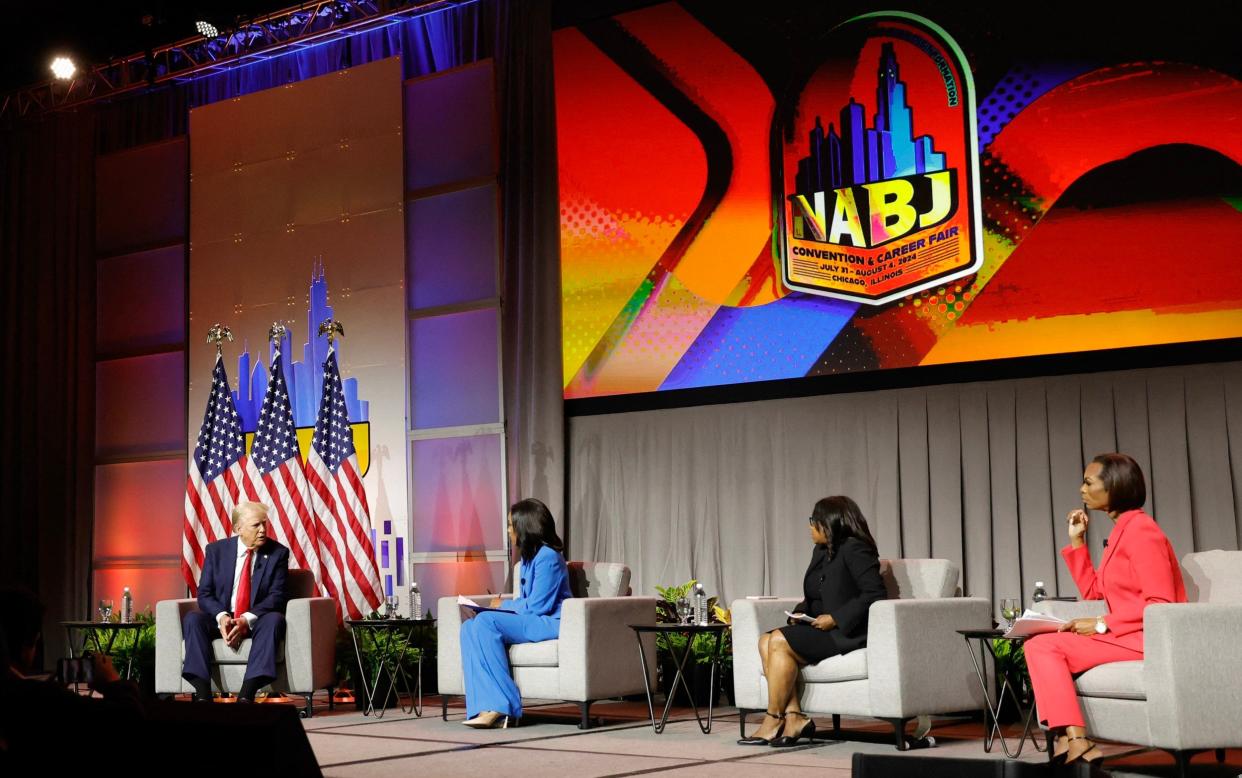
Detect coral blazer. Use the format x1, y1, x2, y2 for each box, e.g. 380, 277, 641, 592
1061, 508, 1186, 652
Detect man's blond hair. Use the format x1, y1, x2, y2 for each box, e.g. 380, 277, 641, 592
230, 501, 269, 531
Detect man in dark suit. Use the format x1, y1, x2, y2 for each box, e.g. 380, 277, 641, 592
182, 501, 289, 703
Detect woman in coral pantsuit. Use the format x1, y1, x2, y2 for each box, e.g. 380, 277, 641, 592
1025, 453, 1186, 766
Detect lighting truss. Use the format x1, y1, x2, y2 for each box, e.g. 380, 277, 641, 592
2, 0, 464, 121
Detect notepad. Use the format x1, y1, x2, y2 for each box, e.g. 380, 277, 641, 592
1002, 609, 1068, 639
784, 611, 815, 624
457, 595, 511, 620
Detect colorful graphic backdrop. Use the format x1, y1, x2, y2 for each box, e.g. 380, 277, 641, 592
555, 3, 1242, 399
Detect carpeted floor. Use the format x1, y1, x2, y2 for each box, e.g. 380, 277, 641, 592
260, 693, 1242, 777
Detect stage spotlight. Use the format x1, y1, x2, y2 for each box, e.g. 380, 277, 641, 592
49, 56, 76, 80
196, 20, 219, 38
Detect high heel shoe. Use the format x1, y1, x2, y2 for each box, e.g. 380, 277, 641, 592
771, 715, 817, 747
737, 711, 785, 745
1064, 736, 1104, 768
462, 711, 512, 729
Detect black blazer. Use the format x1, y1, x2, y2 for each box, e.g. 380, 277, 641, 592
792, 536, 887, 652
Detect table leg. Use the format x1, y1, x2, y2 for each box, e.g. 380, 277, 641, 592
350, 627, 381, 718
634, 631, 663, 733
962, 636, 1006, 754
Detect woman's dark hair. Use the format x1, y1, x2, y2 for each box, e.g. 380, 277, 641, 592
1091, 453, 1147, 513
810, 496, 878, 559
510, 498, 564, 563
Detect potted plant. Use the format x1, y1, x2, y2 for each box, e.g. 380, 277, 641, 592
653, 580, 731, 707
990, 637, 1032, 723
337, 616, 430, 710
102, 609, 157, 696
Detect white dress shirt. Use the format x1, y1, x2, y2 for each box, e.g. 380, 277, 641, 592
215, 537, 259, 630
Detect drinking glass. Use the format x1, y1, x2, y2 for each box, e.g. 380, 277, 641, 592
675, 597, 692, 625
1000, 598, 1020, 630
385, 595, 399, 619
98, 599, 114, 622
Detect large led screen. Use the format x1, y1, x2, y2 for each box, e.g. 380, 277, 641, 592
555, 3, 1242, 400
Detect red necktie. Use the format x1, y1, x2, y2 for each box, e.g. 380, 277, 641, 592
234, 548, 253, 616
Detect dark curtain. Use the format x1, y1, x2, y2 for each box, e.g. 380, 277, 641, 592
495, 0, 567, 525
0, 111, 97, 665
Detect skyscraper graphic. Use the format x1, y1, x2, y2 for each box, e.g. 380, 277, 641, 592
794, 43, 946, 196
231, 264, 370, 433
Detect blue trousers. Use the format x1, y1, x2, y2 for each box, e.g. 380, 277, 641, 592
461, 611, 560, 718
181, 610, 285, 686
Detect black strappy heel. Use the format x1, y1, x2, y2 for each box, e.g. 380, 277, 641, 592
738, 711, 786, 745
771, 714, 817, 747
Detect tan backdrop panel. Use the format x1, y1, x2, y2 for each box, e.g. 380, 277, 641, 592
188, 57, 407, 591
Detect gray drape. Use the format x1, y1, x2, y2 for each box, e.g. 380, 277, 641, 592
497, 0, 566, 520
568, 361, 1242, 610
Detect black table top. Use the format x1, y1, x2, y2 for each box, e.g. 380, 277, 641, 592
345, 617, 436, 628
628, 622, 731, 633
61, 621, 147, 629
957, 628, 1016, 639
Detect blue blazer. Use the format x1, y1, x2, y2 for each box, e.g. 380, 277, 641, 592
503, 545, 572, 618
197, 536, 290, 619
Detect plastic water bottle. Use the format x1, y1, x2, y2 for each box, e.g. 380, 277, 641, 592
409, 581, 422, 619
121, 587, 133, 623
692, 583, 707, 625
1032, 581, 1048, 604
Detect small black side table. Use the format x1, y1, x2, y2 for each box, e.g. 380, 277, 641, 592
61, 621, 146, 681
629, 623, 729, 734
957, 628, 1047, 758
345, 617, 435, 718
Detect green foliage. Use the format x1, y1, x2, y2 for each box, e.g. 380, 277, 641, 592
336, 619, 433, 688
990, 637, 1031, 702
652, 580, 731, 667
93, 609, 156, 687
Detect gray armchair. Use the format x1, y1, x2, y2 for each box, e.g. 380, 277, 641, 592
732, 558, 990, 749
437, 561, 657, 728
155, 568, 338, 717
1033, 549, 1242, 775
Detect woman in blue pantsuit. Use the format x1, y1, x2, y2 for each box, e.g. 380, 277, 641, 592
461, 498, 573, 728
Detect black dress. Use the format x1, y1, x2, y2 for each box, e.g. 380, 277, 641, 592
778, 536, 887, 663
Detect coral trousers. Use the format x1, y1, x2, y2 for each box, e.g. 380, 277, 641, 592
1024, 632, 1142, 729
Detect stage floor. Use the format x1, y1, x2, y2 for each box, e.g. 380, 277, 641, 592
281, 695, 1242, 777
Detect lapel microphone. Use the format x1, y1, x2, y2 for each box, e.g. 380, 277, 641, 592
1103, 539, 1108, 547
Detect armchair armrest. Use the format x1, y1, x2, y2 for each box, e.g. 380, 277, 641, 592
558, 596, 659, 701
729, 598, 800, 711
436, 593, 509, 696
283, 597, 338, 694
1143, 603, 1242, 750
866, 597, 991, 718
155, 598, 199, 694
1032, 599, 1107, 621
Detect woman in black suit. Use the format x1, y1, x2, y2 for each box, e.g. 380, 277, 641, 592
739, 496, 888, 746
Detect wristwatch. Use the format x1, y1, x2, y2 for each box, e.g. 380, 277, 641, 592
1094, 618, 1108, 634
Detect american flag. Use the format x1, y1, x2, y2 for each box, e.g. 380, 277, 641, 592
183, 355, 246, 593
241, 348, 323, 585
305, 350, 384, 619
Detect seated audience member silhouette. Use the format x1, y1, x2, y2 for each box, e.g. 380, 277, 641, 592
0, 586, 143, 765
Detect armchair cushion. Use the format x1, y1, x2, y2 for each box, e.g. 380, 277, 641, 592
509, 640, 559, 667
1075, 660, 1144, 700
801, 649, 868, 683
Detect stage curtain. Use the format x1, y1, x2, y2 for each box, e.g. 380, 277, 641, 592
496, 0, 566, 521
0, 112, 97, 663
567, 361, 1242, 606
